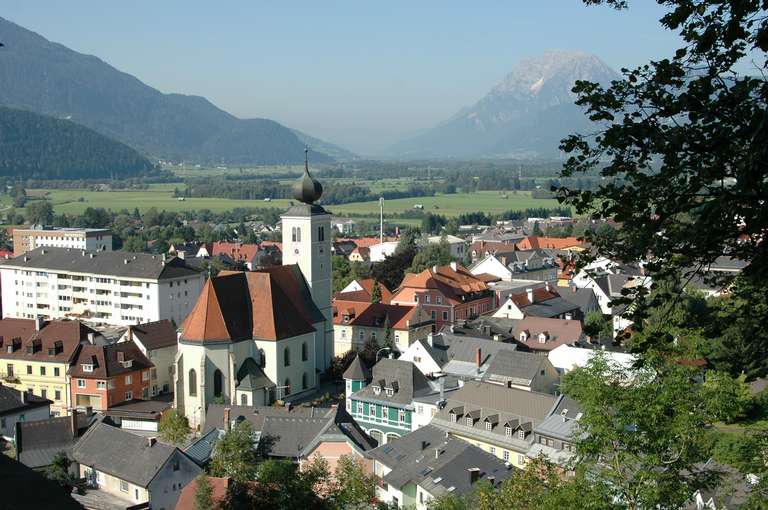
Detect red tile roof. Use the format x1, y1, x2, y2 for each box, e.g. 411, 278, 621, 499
175, 476, 230, 510
0, 319, 98, 363
512, 317, 583, 351
332, 300, 429, 330
396, 264, 489, 305
515, 236, 584, 250
69, 341, 153, 378
333, 279, 392, 304
210, 242, 260, 263
336, 236, 397, 249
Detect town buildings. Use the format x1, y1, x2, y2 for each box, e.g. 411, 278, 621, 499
118, 320, 178, 396
0, 385, 51, 440
0, 247, 204, 327
470, 249, 559, 282
492, 285, 581, 321
12, 227, 112, 256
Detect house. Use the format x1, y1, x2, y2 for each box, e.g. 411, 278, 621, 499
391, 263, 495, 330
0, 318, 105, 416
15, 410, 96, 469
424, 235, 467, 259
369, 241, 399, 262
168, 242, 203, 260
69, 340, 154, 411
332, 300, 433, 354
337, 278, 393, 303
511, 317, 584, 353
469, 249, 559, 283
105, 394, 173, 433
343, 354, 371, 399
514, 236, 584, 251
559, 286, 601, 317
430, 381, 564, 469
73, 421, 202, 510
547, 344, 635, 374
12, 226, 112, 256
492, 285, 581, 321
349, 246, 371, 263
0, 453, 85, 510
207, 242, 275, 270
194, 404, 376, 473
0, 385, 51, 441
332, 217, 356, 235
369, 424, 513, 510
119, 320, 178, 396
0, 247, 204, 327
399, 333, 559, 393
332, 239, 358, 258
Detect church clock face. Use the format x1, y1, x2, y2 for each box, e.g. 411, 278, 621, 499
294, 248, 299, 255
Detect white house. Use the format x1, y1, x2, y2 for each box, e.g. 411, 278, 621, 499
425, 235, 467, 259
370, 241, 399, 262
547, 344, 635, 374
0, 387, 51, 441
12, 227, 112, 256
0, 248, 204, 327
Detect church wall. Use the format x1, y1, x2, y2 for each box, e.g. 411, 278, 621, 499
255, 331, 316, 400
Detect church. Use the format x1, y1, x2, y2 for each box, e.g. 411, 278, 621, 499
174, 151, 334, 429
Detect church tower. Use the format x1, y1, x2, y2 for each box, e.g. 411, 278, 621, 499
281, 149, 333, 371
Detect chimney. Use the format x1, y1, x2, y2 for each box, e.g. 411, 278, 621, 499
476, 348, 482, 369
468, 467, 480, 484
427, 333, 434, 347
525, 288, 534, 303
435, 448, 440, 459
147, 437, 157, 447
544, 281, 551, 292
70, 411, 78, 438
87, 332, 95, 345
450, 261, 458, 271
34, 315, 44, 332
571, 285, 577, 293
127, 326, 133, 344
223, 407, 231, 432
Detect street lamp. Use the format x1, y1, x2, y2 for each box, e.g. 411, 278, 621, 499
375, 347, 391, 363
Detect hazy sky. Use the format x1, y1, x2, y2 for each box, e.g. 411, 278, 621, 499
3, 1, 683, 154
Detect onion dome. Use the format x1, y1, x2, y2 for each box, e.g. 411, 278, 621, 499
292, 148, 323, 204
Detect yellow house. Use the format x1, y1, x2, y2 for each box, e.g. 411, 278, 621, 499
0, 318, 101, 416
332, 299, 433, 356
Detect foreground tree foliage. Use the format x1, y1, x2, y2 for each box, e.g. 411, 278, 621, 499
158, 409, 190, 445
210, 421, 259, 482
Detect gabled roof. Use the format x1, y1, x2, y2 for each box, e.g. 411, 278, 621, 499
342, 354, 371, 381
397, 264, 489, 305
175, 476, 231, 510
69, 340, 153, 379
506, 287, 580, 318
16, 412, 96, 469
512, 317, 583, 352
515, 236, 584, 250
332, 300, 427, 331
180, 267, 320, 343
235, 358, 275, 391
0, 385, 51, 416
73, 421, 187, 487
355, 278, 393, 303
128, 320, 177, 350
0, 318, 100, 363
484, 349, 553, 385
351, 359, 432, 406
210, 242, 260, 263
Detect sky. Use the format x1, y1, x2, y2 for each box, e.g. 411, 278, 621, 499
3, 1, 684, 154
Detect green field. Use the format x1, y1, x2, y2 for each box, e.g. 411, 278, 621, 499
26, 185, 562, 221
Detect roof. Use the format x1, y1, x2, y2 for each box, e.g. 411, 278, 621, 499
512, 317, 583, 352
506, 287, 580, 318
367, 425, 513, 499
16, 412, 96, 469
0, 454, 85, 510
128, 320, 178, 350
69, 340, 153, 379
342, 354, 371, 381
351, 358, 432, 407
0, 318, 100, 363
106, 394, 173, 420
355, 278, 393, 303
332, 300, 428, 331
0, 247, 201, 280
533, 395, 583, 442
559, 287, 599, 313
515, 236, 584, 250
336, 236, 398, 249
72, 421, 183, 487
175, 476, 230, 510
201, 405, 375, 459
0, 385, 51, 416
484, 350, 553, 386
180, 267, 321, 343
235, 357, 275, 391
397, 264, 490, 305
547, 344, 636, 373
210, 242, 260, 263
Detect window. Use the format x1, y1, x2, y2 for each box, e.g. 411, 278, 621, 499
188, 369, 197, 396
120, 480, 129, 492
301, 342, 308, 362
345, 380, 351, 392
302, 372, 308, 390
485, 422, 492, 431
503, 450, 510, 462
466, 417, 473, 427
518, 430, 526, 440
54, 390, 61, 401
39, 366, 46, 376
40, 389, 47, 399
442, 311, 448, 321
241, 394, 248, 405
213, 369, 223, 398
518, 454, 526, 465
450, 413, 457, 423
417, 405, 423, 415
383, 406, 389, 419
356, 402, 363, 414
77, 379, 86, 388
398, 410, 406, 423
26, 365, 32, 375
318, 226, 325, 242
5, 365, 12, 377
505, 426, 512, 437
369, 405, 376, 417
142, 370, 150, 381
54, 367, 60, 377
82, 364, 93, 373
431, 310, 436, 320
490, 446, 496, 455
125, 375, 132, 385
283, 347, 290, 367
425, 295, 431, 304
436, 296, 442, 304
125, 391, 133, 401
96, 381, 106, 389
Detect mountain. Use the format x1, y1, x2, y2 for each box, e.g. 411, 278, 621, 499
0, 16, 343, 165
0, 106, 154, 179
291, 129, 359, 161
390, 50, 620, 159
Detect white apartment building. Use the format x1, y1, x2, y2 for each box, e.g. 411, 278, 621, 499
0, 247, 204, 327
13, 227, 112, 256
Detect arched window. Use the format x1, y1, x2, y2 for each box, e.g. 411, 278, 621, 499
284, 378, 291, 397
188, 369, 197, 397
301, 342, 308, 362
213, 369, 223, 398
291, 227, 297, 242
302, 372, 308, 390
318, 226, 325, 242
240, 393, 248, 406
284, 347, 291, 367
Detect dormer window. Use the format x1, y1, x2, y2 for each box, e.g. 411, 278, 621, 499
518, 430, 526, 440
385, 388, 393, 397
538, 332, 548, 344
373, 385, 381, 395
82, 363, 94, 373
485, 422, 492, 431
520, 332, 528, 342
451, 413, 457, 423
505, 426, 512, 437
466, 417, 473, 427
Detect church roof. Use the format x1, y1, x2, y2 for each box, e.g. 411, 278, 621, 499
179, 267, 320, 343
236, 358, 276, 391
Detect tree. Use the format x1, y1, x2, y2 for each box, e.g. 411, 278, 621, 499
328, 455, 378, 510
532, 221, 543, 236
13, 185, 26, 208
583, 310, 613, 341
194, 473, 214, 510
409, 239, 452, 273
158, 409, 190, 445
370, 280, 382, 304
559, 0, 768, 320
25, 200, 53, 225
122, 236, 146, 253
253, 459, 324, 509
559, 350, 751, 510
210, 421, 258, 482
44, 451, 79, 494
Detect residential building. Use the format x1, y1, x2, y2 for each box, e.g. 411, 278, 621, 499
514, 236, 585, 251
430, 381, 562, 469
470, 249, 559, 283
547, 344, 635, 375
559, 286, 601, 317
105, 394, 173, 433
333, 299, 433, 354
0, 318, 104, 416
69, 340, 153, 411
369, 241, 399, 262
332, 217, 356, 235
343, 354, 372, 399
492, 285, 580, 321
527, 395, 583, 465
0, 385, 51, 440
369, 424, 513, 509
15, 410, 97, 469
191, 404, 376, 473
74, 421, 201, 510
118, 320, 178, 395
511, 316, 584, 353
12, 227, 112, 256
391, 263, 495, 330
0, 247, 204, 326
349, 246, 371, 263
337, 278, 393, 303
424, 235, 467, 259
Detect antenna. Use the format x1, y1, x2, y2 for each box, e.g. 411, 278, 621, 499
379, 197, 384, 244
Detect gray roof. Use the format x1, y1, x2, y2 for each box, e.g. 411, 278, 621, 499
594, 274, 633, 298
72, 422, 182, 487
0, 386, 51, 416
342, 354, 371, 381
351, 359, 432, 407
484, 350, 552, 386
184, 428, 220, 466
367, 425, 513, 499
521, 296, 580, 318
16, 413, 96, 469
559, 287, 599, 314
0, 247, 201, 280
533, 395, 583, 442
236, 358, 275, 391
